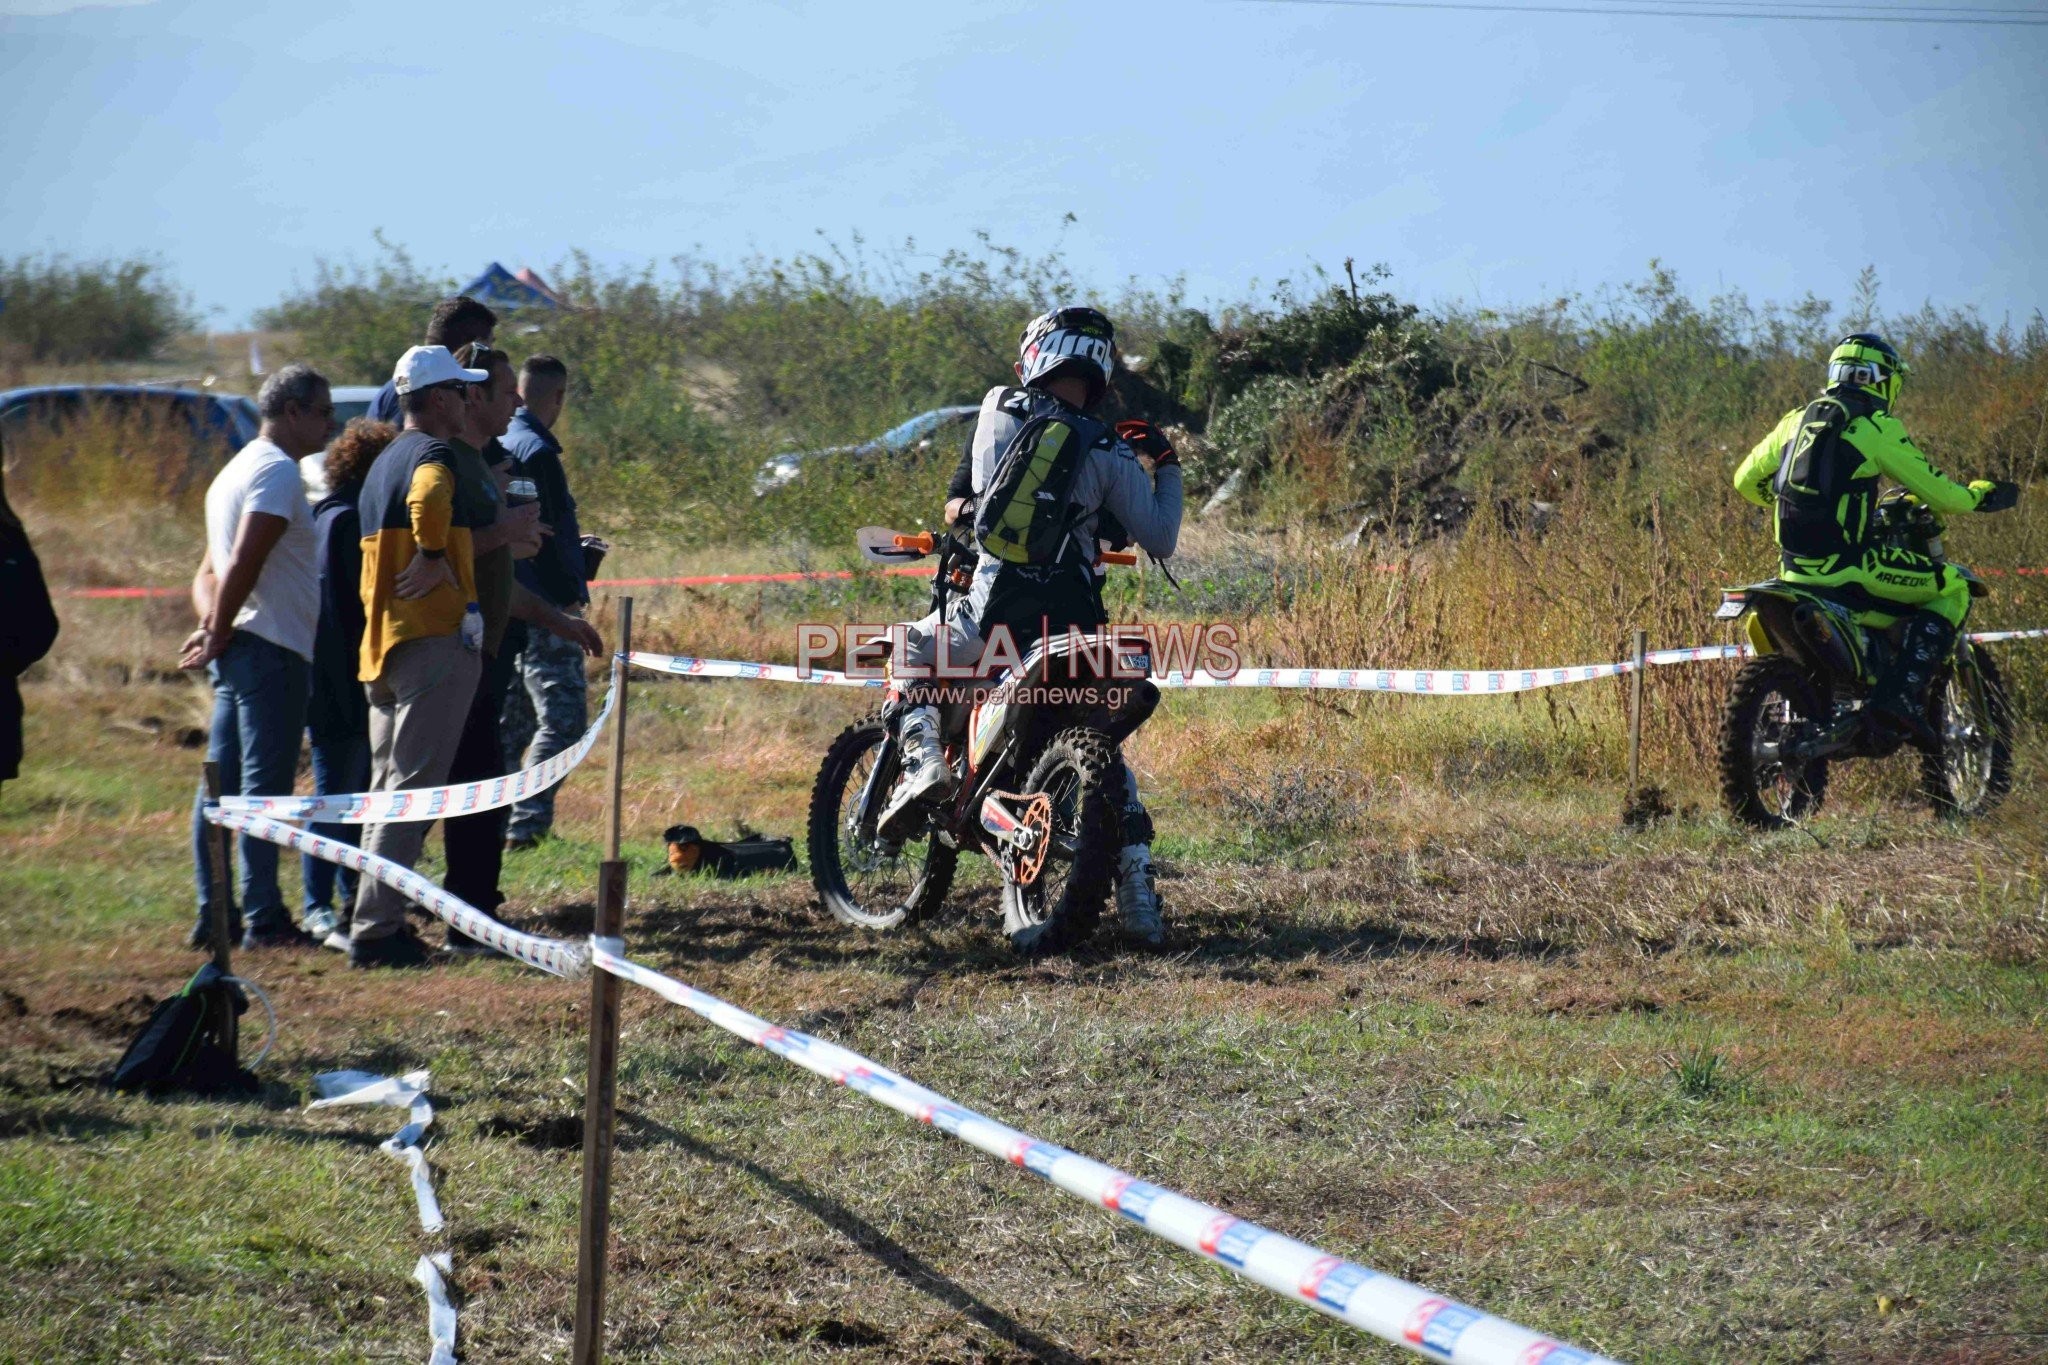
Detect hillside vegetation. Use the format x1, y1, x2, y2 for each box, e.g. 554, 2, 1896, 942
22, 243, 2047, 787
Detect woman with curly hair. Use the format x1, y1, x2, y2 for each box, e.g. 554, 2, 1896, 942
301, 418, 398, 942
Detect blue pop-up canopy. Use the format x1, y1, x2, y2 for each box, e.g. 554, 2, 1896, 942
458, 262, 562, 312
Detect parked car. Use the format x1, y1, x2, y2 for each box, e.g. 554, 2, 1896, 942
754, 405, 980, 496
297, 385, 382, 500
0, 384, 260, 498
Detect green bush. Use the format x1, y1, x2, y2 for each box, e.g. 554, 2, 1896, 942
0, 254, 195, 363
261, 243, 2045, 556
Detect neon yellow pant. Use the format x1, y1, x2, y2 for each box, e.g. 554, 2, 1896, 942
1783, 546, 1971, 629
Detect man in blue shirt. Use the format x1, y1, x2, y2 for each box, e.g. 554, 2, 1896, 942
499, 355, 590, 850
365, 296, 498, 426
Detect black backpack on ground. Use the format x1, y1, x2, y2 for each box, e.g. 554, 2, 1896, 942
109, 963, 257, 1097
663, 825, 799, 879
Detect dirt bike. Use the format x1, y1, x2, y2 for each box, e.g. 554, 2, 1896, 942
807, 525, 1158, 954
1714, 489, 2012, 829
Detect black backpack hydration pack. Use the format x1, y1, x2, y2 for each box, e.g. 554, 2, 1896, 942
1773, 390, 1880, 562
975, 391, 1111, 567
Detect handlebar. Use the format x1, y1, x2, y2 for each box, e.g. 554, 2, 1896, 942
1099, 550, 1138, 566
892, 532, 937, 554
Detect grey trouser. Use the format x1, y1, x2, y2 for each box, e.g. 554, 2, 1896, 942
897, 605, 982, 675
500, 620, 589, 841
351, 633, 480, 943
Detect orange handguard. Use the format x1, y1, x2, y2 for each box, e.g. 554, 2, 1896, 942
893, 532, 937, 554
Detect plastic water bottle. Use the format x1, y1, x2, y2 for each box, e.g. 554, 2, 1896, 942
460, 602, 484, 653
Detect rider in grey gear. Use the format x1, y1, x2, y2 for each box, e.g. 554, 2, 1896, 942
883, 307, 1183, 946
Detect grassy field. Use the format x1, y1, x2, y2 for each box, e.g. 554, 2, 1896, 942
5, 496, 2048, 1363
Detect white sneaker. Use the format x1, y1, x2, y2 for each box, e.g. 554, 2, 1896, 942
877, 706, 953, 838
1115, 845, 1164, 948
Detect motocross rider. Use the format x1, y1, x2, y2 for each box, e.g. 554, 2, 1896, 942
882, 306, 1184, 946
1733, 333, 2019, 748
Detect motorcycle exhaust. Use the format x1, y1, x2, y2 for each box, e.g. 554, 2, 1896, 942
1792, 602, 1856, 679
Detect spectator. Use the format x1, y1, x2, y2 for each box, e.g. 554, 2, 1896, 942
0, 440, 60, 792
182, 363, 333, 949
365, 296, 497, 427
438, 345, 601, 950
500, 354, 590, 851
300, 418, 396, 945
437, 343, 539, 951
348, 344, 495, 969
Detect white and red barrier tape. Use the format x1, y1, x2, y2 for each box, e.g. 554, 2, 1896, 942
592, 941, 1617, 1364
213, 674, 617, 823
629, 631, 2039, 696
201, 809, 590, 978
205, 804, 1614, 1363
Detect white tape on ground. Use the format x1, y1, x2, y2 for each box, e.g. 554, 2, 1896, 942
203, 810, 590, 979
310, 1069, 445, 1233
590, 942, 1617, 1365
214, 670, 619, 822
311, 1073, 462, 1361
414, 1253, 459, 1365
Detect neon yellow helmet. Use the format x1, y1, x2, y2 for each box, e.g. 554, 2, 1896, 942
1827, 333, 1909, 407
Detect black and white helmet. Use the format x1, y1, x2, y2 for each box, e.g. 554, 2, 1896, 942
1018, 306, 1115, 406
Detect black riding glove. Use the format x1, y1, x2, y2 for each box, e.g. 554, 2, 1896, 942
1971, 479, 2020, 513
1114, 419, 1178, 469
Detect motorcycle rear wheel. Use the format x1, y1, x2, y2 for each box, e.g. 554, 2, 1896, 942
1002, 726, 1118, 956
1920, 647, 2012, 818
1720, 657, 1831, 830
808, 715, 956, 931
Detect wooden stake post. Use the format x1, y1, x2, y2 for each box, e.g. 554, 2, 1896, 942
574, 598, 632, 1365
1627, 628, 1648, 794
200, 761, 238, 1056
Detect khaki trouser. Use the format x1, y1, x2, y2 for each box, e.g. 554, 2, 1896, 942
350, 633, 481, 943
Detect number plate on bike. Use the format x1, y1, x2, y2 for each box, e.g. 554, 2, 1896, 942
1715, 595, 1747, 620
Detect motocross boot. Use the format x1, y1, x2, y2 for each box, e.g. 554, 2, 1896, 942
1864, 611, 1955, 753
877, 704, 952, 839
1115, 845, 1165, 948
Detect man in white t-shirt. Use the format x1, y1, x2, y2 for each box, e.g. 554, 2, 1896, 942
180, 363, 333, 949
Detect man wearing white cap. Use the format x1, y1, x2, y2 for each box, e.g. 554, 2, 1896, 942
346, 344, 496, 968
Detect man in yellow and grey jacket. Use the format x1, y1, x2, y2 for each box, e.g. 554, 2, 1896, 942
1733, 333, 2018, 748
347, 343, 496, 968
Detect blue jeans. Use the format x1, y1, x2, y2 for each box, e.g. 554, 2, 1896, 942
302, 722, 370, 917
191, 631, 310, 935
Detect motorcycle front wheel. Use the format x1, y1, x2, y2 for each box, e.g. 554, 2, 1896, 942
1920, 646, 2012, 818
808, 715, 956, 931
1720, 657, 1832, 830
1002, 726, 1118, 956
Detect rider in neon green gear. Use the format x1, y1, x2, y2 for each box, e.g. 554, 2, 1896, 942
1732, 333, 2018, 746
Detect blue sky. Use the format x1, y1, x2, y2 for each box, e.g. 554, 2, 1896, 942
3, 0, 2043, 329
